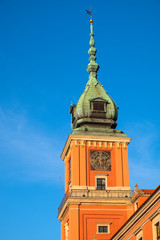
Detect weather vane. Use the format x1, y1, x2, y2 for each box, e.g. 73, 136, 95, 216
86, 9, 93, 20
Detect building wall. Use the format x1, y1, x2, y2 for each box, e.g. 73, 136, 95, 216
115, 201, 160, 240
64, 139, 130, 193
79, 205, 133, 240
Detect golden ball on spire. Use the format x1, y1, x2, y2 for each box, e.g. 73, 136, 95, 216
90, 17, 93, 24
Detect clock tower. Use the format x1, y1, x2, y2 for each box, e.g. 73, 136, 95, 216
58, 17, 134, 240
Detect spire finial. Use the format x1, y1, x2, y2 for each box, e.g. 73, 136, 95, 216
86, 16, 100, 85
90, 16, 93, 24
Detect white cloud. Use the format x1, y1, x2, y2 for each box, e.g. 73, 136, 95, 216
0, 107, 64, 183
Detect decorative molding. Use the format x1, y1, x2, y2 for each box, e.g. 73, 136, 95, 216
58, 197, 133, 220
76, 207, 133, 211
64, 222, 69, 240
71, 186, 88, 190
136, 229, 143, 240
61, 134, 132, 160
96, 222, 111, 234
152, 213, 160, 240
116, 142, 120, 148
149, 208, 160, 221
87, 186, 95, 190
88, 141, 91, 147
133, 226, 143, 236
106, 187, 131, 191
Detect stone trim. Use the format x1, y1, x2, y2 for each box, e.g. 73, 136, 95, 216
149, 208, 160, 220
96, 222, 111, 234
58, 197, 133, 220
61, 134, 131, 160
136, 229, 143, 240
152, 213, 160, 240
95, 174, 108, 190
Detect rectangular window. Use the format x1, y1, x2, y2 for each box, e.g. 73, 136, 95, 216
152, 214, 160, 240
135, 202, 138, 211
97, 178, 105, 190
93, 102, 105, 111
156, 222, 160, 240
136, 230, 143, 240
97, 223, 110, 234
69, 160, 71, 182
98, 226, 108, 233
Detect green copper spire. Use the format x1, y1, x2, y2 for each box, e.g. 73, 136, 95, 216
69, 17, 126, 137
86, 18, 100, 86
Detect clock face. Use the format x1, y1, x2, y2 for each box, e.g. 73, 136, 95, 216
90, 151, 111, 171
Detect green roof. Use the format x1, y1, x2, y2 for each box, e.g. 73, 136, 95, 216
70, 18, 125, 137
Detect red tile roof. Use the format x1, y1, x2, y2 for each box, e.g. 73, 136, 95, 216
141, 189, 155, 195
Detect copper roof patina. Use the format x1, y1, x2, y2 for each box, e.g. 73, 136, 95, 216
70, 17, 126, 137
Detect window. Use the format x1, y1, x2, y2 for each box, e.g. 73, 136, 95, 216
136, 229, 143, 240
68, 160, 71, 183
95, 175, 107, 190
135, 201, 139, 211
97, 223, 110, 234
97, 178, 105, 190
64, 222, 69, 240
98, 226, 108, 233
155, 222, 160, 240
93, 101, 105, 111
152, 213, 160, 240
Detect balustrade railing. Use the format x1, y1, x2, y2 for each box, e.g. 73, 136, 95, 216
58, 189, 132, 216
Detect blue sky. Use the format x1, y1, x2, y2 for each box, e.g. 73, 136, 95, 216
0, 0, 160, 239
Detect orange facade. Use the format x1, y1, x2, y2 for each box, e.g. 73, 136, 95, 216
58, 135, 135, 240
111, 186, 160, 240
58, 134, 160, 240
64, 136, 131, 194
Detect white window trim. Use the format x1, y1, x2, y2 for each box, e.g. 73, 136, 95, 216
135, 201, 139, 211
136, 229, 143, 240
96, 222, 111, 234
152, 213, 160, 240
95, 174, 107, 190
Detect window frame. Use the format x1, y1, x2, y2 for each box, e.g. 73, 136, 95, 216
152, 214, 160, 240
68, 159, 71, 185
136, 229, 143, 240
92, 101, 105, 111
90, 100, 107, 113
95, 175, 107, 191
96, 223, 110, 234
97, 178, 105, 190
135, 201, 139, 211
155, 222, 160, 240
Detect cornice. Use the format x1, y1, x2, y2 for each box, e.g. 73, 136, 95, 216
131, 193, 151, 203
58, 197, 132, 221
61, 134, 132, 160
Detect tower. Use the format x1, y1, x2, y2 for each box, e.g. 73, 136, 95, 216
58, 17, 134, 240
